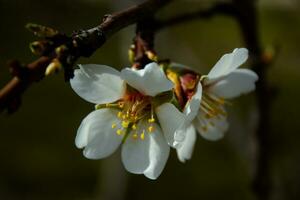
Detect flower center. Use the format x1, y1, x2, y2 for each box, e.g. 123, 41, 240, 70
98, 92, 156, 141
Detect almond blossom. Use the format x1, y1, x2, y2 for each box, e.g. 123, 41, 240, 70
170, 48, 258, 162
70, 62, 186, 179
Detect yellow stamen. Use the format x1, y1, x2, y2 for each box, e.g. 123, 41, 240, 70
116, 129, 123, 135
111, 123, 117, 129
132, 124, 137, 130
140, 131, 145, 140
122, 120, 130, 128
148, 118, 155, 123
117, 112, 122, 118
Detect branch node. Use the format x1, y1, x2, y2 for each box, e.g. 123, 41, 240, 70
8, 60, 29, 81
72, 27, 106, 57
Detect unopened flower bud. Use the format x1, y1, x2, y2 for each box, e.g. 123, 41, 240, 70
145, 51, 158, 61
29, 40, 52, 56
26, 23, 59, 38
55, 45, 68, 57
45, 58, 62, 76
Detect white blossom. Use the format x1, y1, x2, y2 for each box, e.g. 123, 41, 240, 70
70, 62, 186, 179
175, 48, 258, 162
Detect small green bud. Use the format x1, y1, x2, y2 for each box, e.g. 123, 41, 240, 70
29, 40, 52, 56
26, 23, 59, 38
45, 58, 62, 76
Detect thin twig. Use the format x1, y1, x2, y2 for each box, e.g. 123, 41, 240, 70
0, 0, 171, 113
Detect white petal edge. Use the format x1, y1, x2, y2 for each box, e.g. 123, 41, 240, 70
155, 103, 187, 147
77, 108, 123, 159
176, 125, 197, 163
207, 48, 248, 80
121, 120, 151, 175
183, 82, 202, 122
209, 68, 258, 99
121, 62, 173, 96
70, 64, 125, 104
177, 83, 202, 145
144, 123, 170, 180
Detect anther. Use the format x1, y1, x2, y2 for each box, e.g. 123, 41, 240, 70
122, 120, 130, 128
140, 131, 145, 140
116, 129, 123, 135
111, 123, 117, 129
148, 118, 155, 123
117, 112, 122, 118
132, 124, 137, 130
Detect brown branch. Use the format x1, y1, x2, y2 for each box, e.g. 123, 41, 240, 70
0, 0, 171, 113
232, 1, 274, 200
132, 16, 157, 68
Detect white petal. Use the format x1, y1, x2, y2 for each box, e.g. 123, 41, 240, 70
70, 64, 125, 104
121, 62, 173, 96
194, 112, 229, 141
183, 82, 202, 122
176, 125, 197, 163
121, 120, 151, 175
155, 103, 186, 147
207, 48, 248, 80
144, 123, 170, 180
210, 69, 258, 99
78, 108, 123, 159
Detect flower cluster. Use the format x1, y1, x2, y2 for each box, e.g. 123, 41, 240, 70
70, 48, 258, 179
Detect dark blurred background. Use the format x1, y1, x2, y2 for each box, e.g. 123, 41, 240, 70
0, 0, 300, 199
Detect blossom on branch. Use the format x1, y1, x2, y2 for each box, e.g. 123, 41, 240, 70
169, 48, 258, 162
70, 62, 186, 179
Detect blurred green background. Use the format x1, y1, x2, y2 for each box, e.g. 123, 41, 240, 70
0, 0, 300, 199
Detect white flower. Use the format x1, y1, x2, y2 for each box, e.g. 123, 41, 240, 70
174, 48, 258, 162
70, 62, 186, 179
